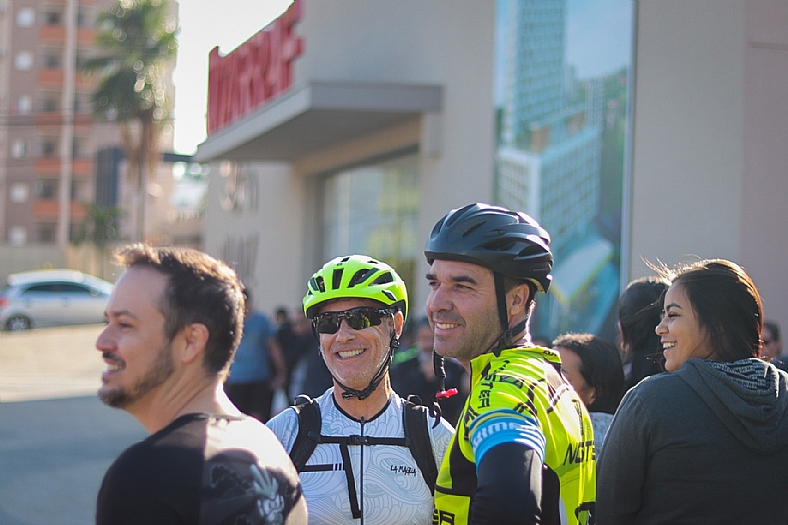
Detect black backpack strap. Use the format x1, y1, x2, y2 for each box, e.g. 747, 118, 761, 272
402, 397, 439, 491
289, 395, 321, 472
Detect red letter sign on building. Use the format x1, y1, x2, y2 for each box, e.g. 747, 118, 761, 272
207, 0, 303, 135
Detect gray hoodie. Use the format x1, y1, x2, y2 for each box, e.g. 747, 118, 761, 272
597, 358, 788, 525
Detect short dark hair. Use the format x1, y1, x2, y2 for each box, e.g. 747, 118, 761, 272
619, 276, 669, 380
656, 259, 762, 362
115, 244, 245, 378
552, 333, 624, 414
764, 320, 781, 342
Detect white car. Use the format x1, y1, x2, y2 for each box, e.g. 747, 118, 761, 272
0, 269, 114, 331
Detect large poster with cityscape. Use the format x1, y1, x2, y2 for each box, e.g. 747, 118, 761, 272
494, 0, 633, 342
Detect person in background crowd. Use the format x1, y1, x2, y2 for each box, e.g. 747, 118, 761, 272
617, 276, 668, 390
391, 316, 468, 426
267, 254, 454, 525
275, 305, 300, 396
760, 320, 787, 371
224, 287, 286, 422
598, 259, 788, 524
95, 244, 306, 525
287, 309, 333, 400
425, 203, 596, 525
552, 333, 624, 446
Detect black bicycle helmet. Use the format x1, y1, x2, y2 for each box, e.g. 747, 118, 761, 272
424, 203, 553, 293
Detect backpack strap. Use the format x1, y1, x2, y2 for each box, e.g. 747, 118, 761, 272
289, 395, 321, 472
402, 397, 439, 491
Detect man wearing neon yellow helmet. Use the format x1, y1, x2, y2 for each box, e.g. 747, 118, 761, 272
267, 254, 454, 525
425, 203, 596, 525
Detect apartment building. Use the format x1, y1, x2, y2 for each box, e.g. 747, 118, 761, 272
0, 0, 178, 249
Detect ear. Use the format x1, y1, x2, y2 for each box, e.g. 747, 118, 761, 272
507, 282, 532, 317
586, 387, 597, 407
392, 310, 405, 338
178, 323, 209, 365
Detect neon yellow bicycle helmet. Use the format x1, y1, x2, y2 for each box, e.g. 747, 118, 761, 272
303, 254, 408, 322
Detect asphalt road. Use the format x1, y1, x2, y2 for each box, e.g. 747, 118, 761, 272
0, 325, 148, 525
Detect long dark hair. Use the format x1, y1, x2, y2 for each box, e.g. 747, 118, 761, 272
657, 259, 762, 362
553, 333, 625, 414
619, 276, 668, 384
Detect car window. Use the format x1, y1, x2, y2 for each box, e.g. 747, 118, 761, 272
59, 284, 93, 295
24, 284, 62, 294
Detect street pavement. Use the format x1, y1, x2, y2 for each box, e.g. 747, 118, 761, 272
0, 325, 148, 525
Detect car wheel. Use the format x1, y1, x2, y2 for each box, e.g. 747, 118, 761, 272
6, 315, 32, 331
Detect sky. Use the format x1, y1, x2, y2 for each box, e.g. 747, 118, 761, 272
171, 0, 293, 155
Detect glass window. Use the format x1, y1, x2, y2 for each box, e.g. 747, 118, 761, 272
16, 8, 35, 28
322, 152, 420, 295
10, 184, 29, 203
15, 50, 33, 71
11, 139, 27, 158
17, 95, 32, 114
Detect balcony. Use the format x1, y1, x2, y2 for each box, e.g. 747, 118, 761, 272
39, 25, 66, 43
34, 157, 95, 178
33, 199, 88, 221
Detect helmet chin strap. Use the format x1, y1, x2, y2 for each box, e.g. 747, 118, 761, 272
490, 272, 527, 354
333, 331, 399, 401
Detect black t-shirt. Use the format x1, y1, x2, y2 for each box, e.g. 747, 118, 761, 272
96, 413, 307, 525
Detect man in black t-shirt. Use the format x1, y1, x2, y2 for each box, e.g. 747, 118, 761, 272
95, 245, 307, 525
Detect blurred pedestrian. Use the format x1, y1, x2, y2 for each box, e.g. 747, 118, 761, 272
552, 333, 624, 446
288, 309, 333, 400
224, 287, 286, 422
95, 244, 306, 525
760, 320, 787, 371
391, 316, 468, 426
617, 276, 668, 390
598, 259, 788, 524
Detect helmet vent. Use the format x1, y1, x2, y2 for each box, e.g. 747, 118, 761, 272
348, 268, 374, 288
332, 268, 344, 290
312, 276, 325, 293
463, 220, 486, 238
382, 290, 396, 302
485, 239, 515, 252
372, 271, 394, 285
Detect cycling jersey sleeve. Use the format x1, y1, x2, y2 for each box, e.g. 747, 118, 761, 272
471, 442, 542, 525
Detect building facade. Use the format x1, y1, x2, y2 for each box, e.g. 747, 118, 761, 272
197, 0, 788, 337
0, 0, 179, 251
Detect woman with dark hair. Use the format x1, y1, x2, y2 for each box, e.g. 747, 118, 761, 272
552, 333, 624, 445
617, 276, 668, 390
597, 259, 788, 524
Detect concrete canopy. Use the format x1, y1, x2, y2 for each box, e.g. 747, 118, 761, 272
195, 81, 443, 163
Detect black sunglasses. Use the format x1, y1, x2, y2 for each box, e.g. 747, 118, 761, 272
312, 307, 394, 335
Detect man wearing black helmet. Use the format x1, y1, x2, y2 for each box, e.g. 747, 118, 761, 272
425, 203, 596, 525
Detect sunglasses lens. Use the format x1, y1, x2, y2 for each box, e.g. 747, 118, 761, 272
313, 308, 388, 335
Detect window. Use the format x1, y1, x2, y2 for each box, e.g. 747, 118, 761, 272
11, 139, 27, 159
35, 180, 58, 199
16, 8, 34, 28
322, 152, 420, 293
42, 52, 60, 69
15, 50, 33, 71
10, 184, 29, 203
44, 10, 62, 26
17, 95, 32, 114
9, 226, 27, 246
41, 94, 59, 112
41, 138, 58, 157
35, 224, 56, 243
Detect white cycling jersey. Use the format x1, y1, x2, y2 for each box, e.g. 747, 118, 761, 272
267, 387, 454, 525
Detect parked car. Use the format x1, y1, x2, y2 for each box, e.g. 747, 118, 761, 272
0, 269, 114, 331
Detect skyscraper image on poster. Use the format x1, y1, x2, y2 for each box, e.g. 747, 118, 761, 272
494, 0, 633, 340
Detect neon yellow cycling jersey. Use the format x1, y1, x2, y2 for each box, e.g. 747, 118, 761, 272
433, 347, 596, 525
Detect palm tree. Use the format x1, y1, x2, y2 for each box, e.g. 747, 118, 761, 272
83, 0, 177, 242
